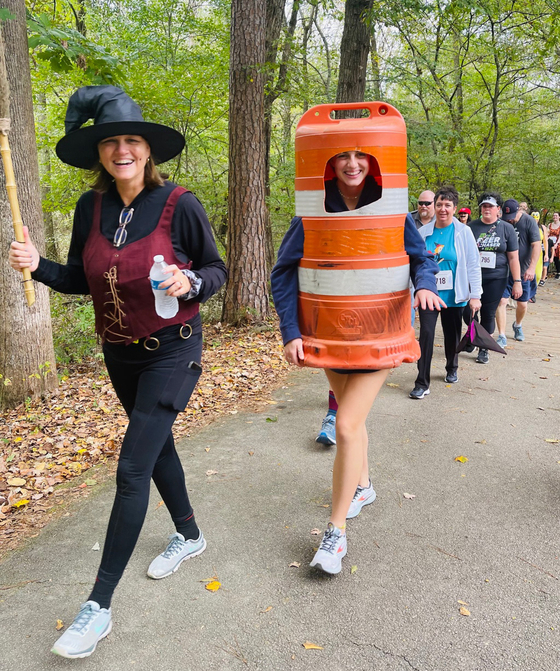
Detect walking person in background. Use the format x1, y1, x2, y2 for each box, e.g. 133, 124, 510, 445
457, 207, 471, 224
495, 199, 541, 344
468, 193, 521, 359
9, 86, 227, 658
548, 212, 560, 278
409, 186, 481, 398
411, 190, 436, 229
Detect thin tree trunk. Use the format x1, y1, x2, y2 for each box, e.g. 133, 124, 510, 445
0, 0, 57, 408
222, 0, 270, 324
336, 0, 374, 115
370, 25, 382, 100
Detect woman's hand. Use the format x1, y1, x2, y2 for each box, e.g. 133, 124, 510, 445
284, 338, 305, 366
414, 289, 447, 311
469, 298, 481, 315
9, 226, 40, 273
159, 264, 192, 297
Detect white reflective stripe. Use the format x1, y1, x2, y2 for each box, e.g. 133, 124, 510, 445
298, 265, 410, 296
295, 187, 409, 217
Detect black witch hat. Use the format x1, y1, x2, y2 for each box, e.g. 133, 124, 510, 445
55, 86, 185, 169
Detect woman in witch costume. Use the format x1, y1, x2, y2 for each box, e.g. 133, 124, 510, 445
9, 86, 227, 658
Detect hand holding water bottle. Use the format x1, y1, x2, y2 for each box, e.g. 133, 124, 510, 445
149, 255, 192, 319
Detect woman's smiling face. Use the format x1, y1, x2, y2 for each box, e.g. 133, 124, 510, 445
98, 135, 150, 186
331, 151, 370, 189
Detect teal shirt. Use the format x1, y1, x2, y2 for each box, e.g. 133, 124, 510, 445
425, 224, 467, 308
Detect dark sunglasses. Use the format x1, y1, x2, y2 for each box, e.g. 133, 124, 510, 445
418, 200, 433, 206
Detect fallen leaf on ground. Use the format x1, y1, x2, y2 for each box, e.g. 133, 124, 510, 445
403, 492, 416, 500
386, 383, 400, 388
459, 607, 471, 616
13, 500, 29, 508
289, 561, 301, 568
205, 580, 221, 592
351, 565, 357, 574
455, 456, 469, 463
155, 500, 164, 508
545, 439, 559, 444
458, 600, 469, 606
310, 528, 321, 535
85, 479, 97, 486
56, 619, 64, 630
204, 447, 210, 452
91, 542, 100, 551
248, 451, 254, 456
7, 478, 26, 487
266, 417, 278, 423
303, 642, 323, 650
474, 439, 487, 444
205, 470, 218, 476
261, 606, 273, 613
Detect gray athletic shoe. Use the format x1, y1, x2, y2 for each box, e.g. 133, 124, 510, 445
51, 601, 112, 659
310, 523, 347, 575
347, 480, 376, 519
147, 531, 206, 579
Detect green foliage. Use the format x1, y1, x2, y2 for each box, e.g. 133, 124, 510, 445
49, 292, 100, 364
27, 11, 124, 84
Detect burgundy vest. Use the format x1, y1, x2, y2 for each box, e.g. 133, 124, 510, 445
82, 186, 199, 344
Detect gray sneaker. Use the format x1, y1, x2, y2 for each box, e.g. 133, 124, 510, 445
310, 523, 347, 575
51, 601, 112, 659
347, 480, 376, 519
147, 531, 206, 579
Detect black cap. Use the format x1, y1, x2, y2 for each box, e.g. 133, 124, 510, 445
502, 199, 519, 222
55, 86, 185, 169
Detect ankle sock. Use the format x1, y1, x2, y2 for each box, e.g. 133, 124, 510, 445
328, 390, 338, 414
175, 512, 199, 541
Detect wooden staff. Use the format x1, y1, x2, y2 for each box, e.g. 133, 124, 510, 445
0, 30, 35, 307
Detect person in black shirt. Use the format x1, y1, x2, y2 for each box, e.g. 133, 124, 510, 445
467, 193, 521, 362
9, 86, 226, 658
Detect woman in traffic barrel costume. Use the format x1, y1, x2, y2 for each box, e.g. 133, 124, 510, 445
271, 102, 444, 575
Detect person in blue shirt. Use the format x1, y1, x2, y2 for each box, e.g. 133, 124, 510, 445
410, 185, 482, 398
271, 150, 444, 576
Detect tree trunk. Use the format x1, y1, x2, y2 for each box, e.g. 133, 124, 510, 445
0, 0, 57, 408
222, 0, 270, 324
336, 0, 374, 114
36, 93, 59, 262
370, 26, 382, 100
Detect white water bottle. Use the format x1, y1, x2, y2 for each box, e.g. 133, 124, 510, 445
149, 255, 179, 319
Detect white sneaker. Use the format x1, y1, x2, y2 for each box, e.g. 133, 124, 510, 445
147, 531, 206, 579
347, 480, 376, 519
51, 601, 112, 659
310, 523, 347, 575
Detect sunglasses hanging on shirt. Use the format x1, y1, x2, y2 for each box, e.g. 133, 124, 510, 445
113, 207, 134, 247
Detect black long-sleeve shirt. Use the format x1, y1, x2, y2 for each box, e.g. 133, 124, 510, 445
33, 181, 227, 303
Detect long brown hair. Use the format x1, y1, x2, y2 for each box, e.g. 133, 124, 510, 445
90, 154, 165, 193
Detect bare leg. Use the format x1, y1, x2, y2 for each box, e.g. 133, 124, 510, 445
515, 301, 528, 326
324, 369, 389, 528
496, 298, 508, 335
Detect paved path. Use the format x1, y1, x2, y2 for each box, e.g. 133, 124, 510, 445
1, 282, 559, 670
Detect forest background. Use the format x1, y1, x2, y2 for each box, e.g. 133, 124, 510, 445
1, 0, 560, 541
6, 0, 560, 351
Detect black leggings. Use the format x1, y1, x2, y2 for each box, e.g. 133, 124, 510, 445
89, 317, 203, 607
415, 306, 463, 389
463, 275, 507, 335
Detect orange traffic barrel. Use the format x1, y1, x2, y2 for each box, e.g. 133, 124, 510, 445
295, 101, 419, 369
